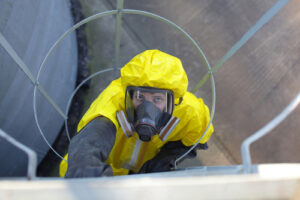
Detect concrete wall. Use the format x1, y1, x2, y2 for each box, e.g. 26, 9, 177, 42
0, 0, 77, 176
119, 0, 300, 165
78, 0, 300, 166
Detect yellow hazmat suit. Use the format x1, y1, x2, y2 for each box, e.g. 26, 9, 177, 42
60, 49, 213, 176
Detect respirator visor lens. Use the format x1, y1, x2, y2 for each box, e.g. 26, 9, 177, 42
125, 86, 174, 123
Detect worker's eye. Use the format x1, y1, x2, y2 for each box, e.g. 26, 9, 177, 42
154, 96, 163, 103
136, 93, 144, 101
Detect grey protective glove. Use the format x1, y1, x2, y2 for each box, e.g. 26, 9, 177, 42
138, 141, 208, 173
65, 117, 116, 178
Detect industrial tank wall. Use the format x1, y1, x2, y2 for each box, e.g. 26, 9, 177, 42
0, 0, 77, 176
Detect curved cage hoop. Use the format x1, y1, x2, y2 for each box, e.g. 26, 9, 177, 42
34, 9, 216, 165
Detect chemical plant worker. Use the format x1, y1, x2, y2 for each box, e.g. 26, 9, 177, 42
59, 49, 214, 178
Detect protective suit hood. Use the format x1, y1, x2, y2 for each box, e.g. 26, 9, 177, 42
121, 49, 188, 100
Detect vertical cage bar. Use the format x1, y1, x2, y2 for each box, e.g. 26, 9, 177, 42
0, 32, 67, 120
192, 0, 290, 92
115, 0, 124, 68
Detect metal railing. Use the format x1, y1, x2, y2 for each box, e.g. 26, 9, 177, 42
0, 129, 37, 180
241, 91, 300, 173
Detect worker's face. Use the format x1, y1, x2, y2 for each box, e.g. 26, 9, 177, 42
132, 90, 166, 112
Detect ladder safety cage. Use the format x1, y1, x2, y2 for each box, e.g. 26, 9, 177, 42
35, 1, 216, 167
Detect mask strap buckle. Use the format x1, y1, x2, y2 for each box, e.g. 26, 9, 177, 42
159, 116, 180, 141
117, 110, 133, 138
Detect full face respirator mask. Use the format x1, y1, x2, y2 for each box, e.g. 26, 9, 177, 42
117, 86, 180, 142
